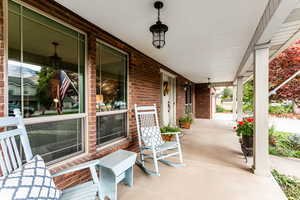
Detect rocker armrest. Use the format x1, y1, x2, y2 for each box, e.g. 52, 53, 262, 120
161, 132, 181, 135
52, 159, 100, 177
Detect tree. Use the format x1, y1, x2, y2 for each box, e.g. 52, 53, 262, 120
36, 67, 56, 114
269, 41, 300, 105
243, 80, 254, 113
241, 41, 300, 113
221, 87, 233, 101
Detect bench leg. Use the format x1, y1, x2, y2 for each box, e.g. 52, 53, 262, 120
124, 166, 134, 187
99, 167, 117, 200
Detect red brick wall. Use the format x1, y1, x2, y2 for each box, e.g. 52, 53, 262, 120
0, 0, 4, 118
195, 83, 213, 119
192, 84, 196, 118
176, 76, 187, 123
87, 34, 97, 155
1, 0, 193, 189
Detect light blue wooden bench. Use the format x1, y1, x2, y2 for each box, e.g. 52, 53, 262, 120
98, 150, 137, 200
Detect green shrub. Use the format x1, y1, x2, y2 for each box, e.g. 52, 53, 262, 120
272, 170, 300, 200
243, 103, 253, 113
179, 115, 193, 123
216, 105, 232, 113
269, 130, 300, 158
216, 105, 225, 112
160, 126, 181, 137
269, 104, 293, 114
160, 126, 181, 133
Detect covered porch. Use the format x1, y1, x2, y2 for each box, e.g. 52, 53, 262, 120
119, 119, 286, 200
2, 0, 300, 199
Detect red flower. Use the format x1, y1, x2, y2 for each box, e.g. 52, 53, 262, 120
238, 121, 245, 126
233, 126, 237, 129
246, 118, 254, 123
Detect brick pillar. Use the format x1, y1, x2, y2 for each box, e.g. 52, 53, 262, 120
176, 77, 187, 124
195, 83, 213, 119
87, 34, 97, 155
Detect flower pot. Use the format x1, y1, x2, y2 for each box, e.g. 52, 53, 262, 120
242, 135, 253, 148
162, 135, 174, 141
180, 122, 191, 129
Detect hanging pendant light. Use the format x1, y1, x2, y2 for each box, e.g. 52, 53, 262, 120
150, 1, 168, 49
49, 42, 62, 68
207, 78, 212, 89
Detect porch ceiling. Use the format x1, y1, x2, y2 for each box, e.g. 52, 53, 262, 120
239, 1, 300, 79
270, 2, 300, 60
55, 0, 269, 83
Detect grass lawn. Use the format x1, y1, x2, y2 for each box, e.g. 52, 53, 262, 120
269, 130, 300, 159
272, 170, 300, 200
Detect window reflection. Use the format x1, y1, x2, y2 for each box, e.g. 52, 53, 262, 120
8, 3, 85, 118
96, 113, 127, 145
96, 43, 127, 111
26, 118, 83, 163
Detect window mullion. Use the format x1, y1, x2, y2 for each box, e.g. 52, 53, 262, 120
20, 5, 24, 116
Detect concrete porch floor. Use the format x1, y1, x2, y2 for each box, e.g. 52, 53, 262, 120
118, 118, 287, 200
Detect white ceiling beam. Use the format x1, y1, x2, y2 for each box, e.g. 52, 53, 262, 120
211, 82, 234, 87
258, 0, 299, 44
234, 0, 299, 81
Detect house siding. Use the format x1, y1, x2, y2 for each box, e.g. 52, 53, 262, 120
0, 0, 197, 189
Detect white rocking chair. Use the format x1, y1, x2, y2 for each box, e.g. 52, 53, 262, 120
0, 109, 100, 200
134, 104, 185, 176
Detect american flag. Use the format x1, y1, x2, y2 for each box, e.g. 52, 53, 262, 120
59, 70, 71, 100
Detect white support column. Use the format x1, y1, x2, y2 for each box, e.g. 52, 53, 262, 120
253, 43, 270, 176
232, 84, 237, 121
236, 77, 244, 121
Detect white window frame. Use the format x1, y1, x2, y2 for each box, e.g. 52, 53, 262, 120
4, 0, 89, 164
95, 40, 129, 149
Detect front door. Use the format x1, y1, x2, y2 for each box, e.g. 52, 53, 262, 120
161, 72, 176, 127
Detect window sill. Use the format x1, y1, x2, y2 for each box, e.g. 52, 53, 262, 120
24, 113, 87, 125
96, 109, 128, 116
48, 152, 90, 172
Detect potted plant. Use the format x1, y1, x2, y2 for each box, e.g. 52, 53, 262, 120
179, 115, 193, 129
234, 117, 254, 155
160, 126, 181, 141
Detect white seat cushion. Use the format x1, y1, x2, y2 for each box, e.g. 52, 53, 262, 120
144, 141, 178, 152
156, 142, 178, 152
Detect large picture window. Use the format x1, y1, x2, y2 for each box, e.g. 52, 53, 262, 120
96, 41, 128, 146
8, 0, 85, 162
8, 1, 85, 118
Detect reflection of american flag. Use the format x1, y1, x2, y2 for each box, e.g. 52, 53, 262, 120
60, 70, 71, 100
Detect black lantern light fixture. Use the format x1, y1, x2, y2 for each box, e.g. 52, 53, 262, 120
207, 78, 212, 89
150, 1, 168, 49
49, 42, 62, 68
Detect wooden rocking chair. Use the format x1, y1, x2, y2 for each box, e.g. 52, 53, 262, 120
134, 104, 185, 176
0, 109, 100, 200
